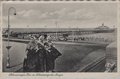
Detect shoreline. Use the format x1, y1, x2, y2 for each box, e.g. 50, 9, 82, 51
2, 38, 108, 47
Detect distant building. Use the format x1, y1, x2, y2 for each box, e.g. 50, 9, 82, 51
95, 23, 110, 30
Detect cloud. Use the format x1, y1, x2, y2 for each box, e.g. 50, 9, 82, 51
17, 10, 43, 19
11, 6, 115, 23
2, 3, 117, 28
37, 8, 69, 20
67, 9, 95, 20
18, 10, 26, 16
17, 8, 69, 20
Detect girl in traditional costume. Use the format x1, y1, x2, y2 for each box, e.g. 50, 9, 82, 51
44, 41, 62, 72
23, 36, 38, 72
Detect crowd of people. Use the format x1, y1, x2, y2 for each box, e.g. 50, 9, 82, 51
73, 36, 112, 43
23, 34, 62, 72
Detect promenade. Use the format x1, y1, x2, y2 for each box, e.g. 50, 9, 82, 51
3, 37, 107, 72
3, 38, 108, 46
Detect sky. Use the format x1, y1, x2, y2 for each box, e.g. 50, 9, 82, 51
2, 2, 118, 28
0, 2, 1, 25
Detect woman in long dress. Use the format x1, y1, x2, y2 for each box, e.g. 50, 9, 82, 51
44, 42, 62, 72
23, 36, 38, 72
35, 37, 47, 72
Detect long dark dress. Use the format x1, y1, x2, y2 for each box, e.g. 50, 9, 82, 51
23, 40, 38, 72
35, 43, 47, 72
23, 49, 39, 72
45, 46, 62, 72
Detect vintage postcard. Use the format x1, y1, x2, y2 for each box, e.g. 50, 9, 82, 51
0, 0, 120, 79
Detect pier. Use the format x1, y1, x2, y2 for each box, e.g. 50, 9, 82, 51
2, 28, 117, 72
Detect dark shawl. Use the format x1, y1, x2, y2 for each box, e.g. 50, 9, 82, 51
23, 40, 38, 72
45, 46, 62, 71
35, 43, 47, 72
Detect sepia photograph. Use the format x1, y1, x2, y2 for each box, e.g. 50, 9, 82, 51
2, 2, 117, 72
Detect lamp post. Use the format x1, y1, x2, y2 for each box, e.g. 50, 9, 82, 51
6, 7, 16, 68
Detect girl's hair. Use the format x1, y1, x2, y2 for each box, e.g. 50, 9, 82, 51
44, 34, 47, 39
44, 42, 49, 47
